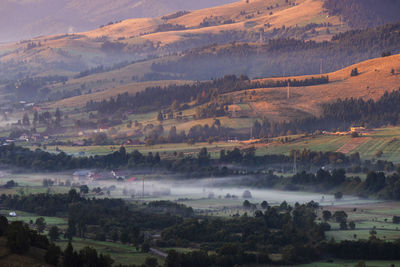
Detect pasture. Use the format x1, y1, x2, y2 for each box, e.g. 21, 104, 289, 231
55, 238, 161, 266
321, 202, 400, 242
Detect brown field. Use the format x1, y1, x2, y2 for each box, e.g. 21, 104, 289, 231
234, 54, 400, 119
85, 0, 340, 45
337, 137, 371, 154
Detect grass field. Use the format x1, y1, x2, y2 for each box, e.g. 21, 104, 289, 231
320, 202, 400, 242
255, 126, 400, 163
55, 238, 160, 266
298, 260, 400, 267
1, 209, 67, 227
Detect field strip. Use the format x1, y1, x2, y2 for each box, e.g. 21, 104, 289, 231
337, 137, 371, 154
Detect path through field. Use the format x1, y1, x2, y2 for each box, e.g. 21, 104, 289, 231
336, 137, 371, 154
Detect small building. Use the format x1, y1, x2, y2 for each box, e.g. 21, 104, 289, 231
350, 126, 365, 133
99, 126, 109, 133
73, 170, 93, 181
9, 211, 17, 217
18, 133, 30, 142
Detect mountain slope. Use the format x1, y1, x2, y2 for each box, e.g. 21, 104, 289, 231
0, 0, 345, 79
49, 54, 400, 123
324, 0, 400, 29
0, 0, 237, 42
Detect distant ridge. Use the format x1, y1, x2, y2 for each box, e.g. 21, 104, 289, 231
0, 0, 237, 42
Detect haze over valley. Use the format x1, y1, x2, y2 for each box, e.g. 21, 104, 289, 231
0, 0, 399, 266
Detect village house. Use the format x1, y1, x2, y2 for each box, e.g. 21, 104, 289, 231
18, 133, 30, 142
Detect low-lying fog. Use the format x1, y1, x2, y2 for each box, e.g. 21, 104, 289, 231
1, 170, 379, 208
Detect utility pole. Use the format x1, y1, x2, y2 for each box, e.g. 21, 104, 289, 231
293, 151, 297, 174
320, 59, 323, 75
142, 177, 145, 201
287, 81, 290, 99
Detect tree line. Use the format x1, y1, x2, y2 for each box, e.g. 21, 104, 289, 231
86, 74, 329, 115
251, 89, 400, 138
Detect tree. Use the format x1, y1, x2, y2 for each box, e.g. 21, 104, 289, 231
334, 191, 343, 200
63, 242, 77, 267
349, 221, 356, 230
168, 126, 178, 143
0, 215, 8, 236
157, 111, 164, 122
198, 147, 210, 166
49, 226, 60, 242
55, 108, 62, 126
45, 243, 61, 265
393, 215, 400, 224
340, 221, 348, 230
261, 201, 269, 209
333, 211, 348, 223
141, 240, 151, 252
242, 190, 253, 199
80, 185, 89, 194
145, 257, 159, 267
6, 221, 31, 253
243, 200, 251, 209
165, 250, 182, 267
92, 132, 108, 145
322, 210, 332, 221
350, 68, 359, 77
35, 217, 46, 233
22, 113, 30, 126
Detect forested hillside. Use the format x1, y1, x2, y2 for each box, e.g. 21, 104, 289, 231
324, 0, 400, 29
151, 23, 400, 79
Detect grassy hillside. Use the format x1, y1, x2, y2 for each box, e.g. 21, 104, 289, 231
0, 0, 237, 42
0, 0, 346, 79
234, 54, 400, 120
50, 54, 400, 119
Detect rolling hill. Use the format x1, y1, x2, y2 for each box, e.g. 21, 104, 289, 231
2, 0, 400, 81
49, 54, 400, 125
0, 0, 237, 42
0, 0, 346, 79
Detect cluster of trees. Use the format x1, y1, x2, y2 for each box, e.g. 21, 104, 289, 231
86, 74, 328, 116
0, 215, 113, 266
145, 122, 232, 145
321, 89, 400, 128
5, 75, 68, 101
161, 201, 324, 265
0, 190, 191, 247
155, 23, 186, 32
86, 75, 251, 114
1, 142, 395, 182
74, 61, 132, 79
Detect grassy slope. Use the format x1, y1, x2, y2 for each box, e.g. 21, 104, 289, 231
48, 53, 400, 116
224, 54, 400, 122
0, 0, 342, 73
86, 0, 341, 44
